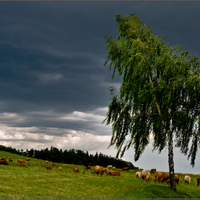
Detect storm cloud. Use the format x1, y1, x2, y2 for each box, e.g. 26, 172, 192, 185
0, 1, 200, 173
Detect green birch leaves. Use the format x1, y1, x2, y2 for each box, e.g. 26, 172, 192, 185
103, 13, 200, 166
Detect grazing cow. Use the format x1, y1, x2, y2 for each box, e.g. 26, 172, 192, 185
135, 171, 141, 178
87, 165, 91, 170
19, 163, 25, 166
73, 168, 80, 173
197, 177, 200, 187
58, 167, 63, 172
158, 173, 170, 183
1, 157, 5, 161
8, 157, 13, 162
122, 167, 129, 171
166, 175, 179, 185
141, 170, 151, 182
45, 160, 48, 165
0, 160, 9, 165
46, 166, 52, 170
154, 172, 162, 182
184, 175, 191, 184
112, 167, 116, 169
17, 159, 25, 163
150, 168, 156, 173
26, 158, 30, 161
52, 163, 57, 166
93, 166, 108, 177
107, 165, 113, 169
107, 171, 122, 177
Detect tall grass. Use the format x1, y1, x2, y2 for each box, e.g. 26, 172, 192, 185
0, 150, 199, 198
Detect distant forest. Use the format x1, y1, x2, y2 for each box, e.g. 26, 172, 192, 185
0, 145, 138, 169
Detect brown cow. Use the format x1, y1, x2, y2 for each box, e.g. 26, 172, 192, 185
107, 171, 123, 177
46, 166, 52, 170
150, 168, 156, 173
166, 175, 179, 185
26, 158, 30, 161
87, 165, 91, 170
0, 160, 9, 165
1, 157, 6, 161
107, 165, 113, 169
122, 167, 129, 171
8, 157, 13, 162
197, 177, 200, 187
154, 172, 162, 182
58, 167, 63, 172
19, 163, 25, 166
158, 173, 170, 183
93, 166, 108, 176
17, 159, 25, 163
73, 168, 80, 172
45, 160, 48, 164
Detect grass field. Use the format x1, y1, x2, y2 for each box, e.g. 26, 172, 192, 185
0, 150, 200, 198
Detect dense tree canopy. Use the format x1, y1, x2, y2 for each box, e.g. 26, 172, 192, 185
24, 146, 137, 169
0, 144, 137, 169
103, 13, 200, 191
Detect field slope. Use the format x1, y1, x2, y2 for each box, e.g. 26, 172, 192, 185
0, 151, 200, 198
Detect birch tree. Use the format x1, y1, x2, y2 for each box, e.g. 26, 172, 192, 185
103, 13, 200, 191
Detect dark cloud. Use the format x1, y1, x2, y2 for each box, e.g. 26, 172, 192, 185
0, 1, 200, 173
0, 1, 121, 115
1, 0, 200, 117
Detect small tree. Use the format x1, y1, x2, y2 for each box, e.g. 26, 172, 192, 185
103, 13, 200, 191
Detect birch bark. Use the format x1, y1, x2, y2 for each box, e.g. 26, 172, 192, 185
168, 133, 176, 191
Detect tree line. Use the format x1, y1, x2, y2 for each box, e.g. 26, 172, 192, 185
0, 145, 138, 169
0, 145, 21, 155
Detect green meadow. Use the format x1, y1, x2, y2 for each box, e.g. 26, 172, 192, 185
0, 150, 200, 198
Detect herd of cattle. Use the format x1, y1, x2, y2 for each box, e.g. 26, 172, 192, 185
1, 156, 200, 187
45, 165, 200, 187
0, 157, 31, 166
135, 168, 200, 187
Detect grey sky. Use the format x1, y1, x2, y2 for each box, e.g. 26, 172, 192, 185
0, 1, 200, 174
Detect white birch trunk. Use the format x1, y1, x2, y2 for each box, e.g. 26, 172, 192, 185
168, 135, 176, 191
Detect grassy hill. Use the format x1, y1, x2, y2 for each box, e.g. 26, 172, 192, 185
0, 150, 200, 198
